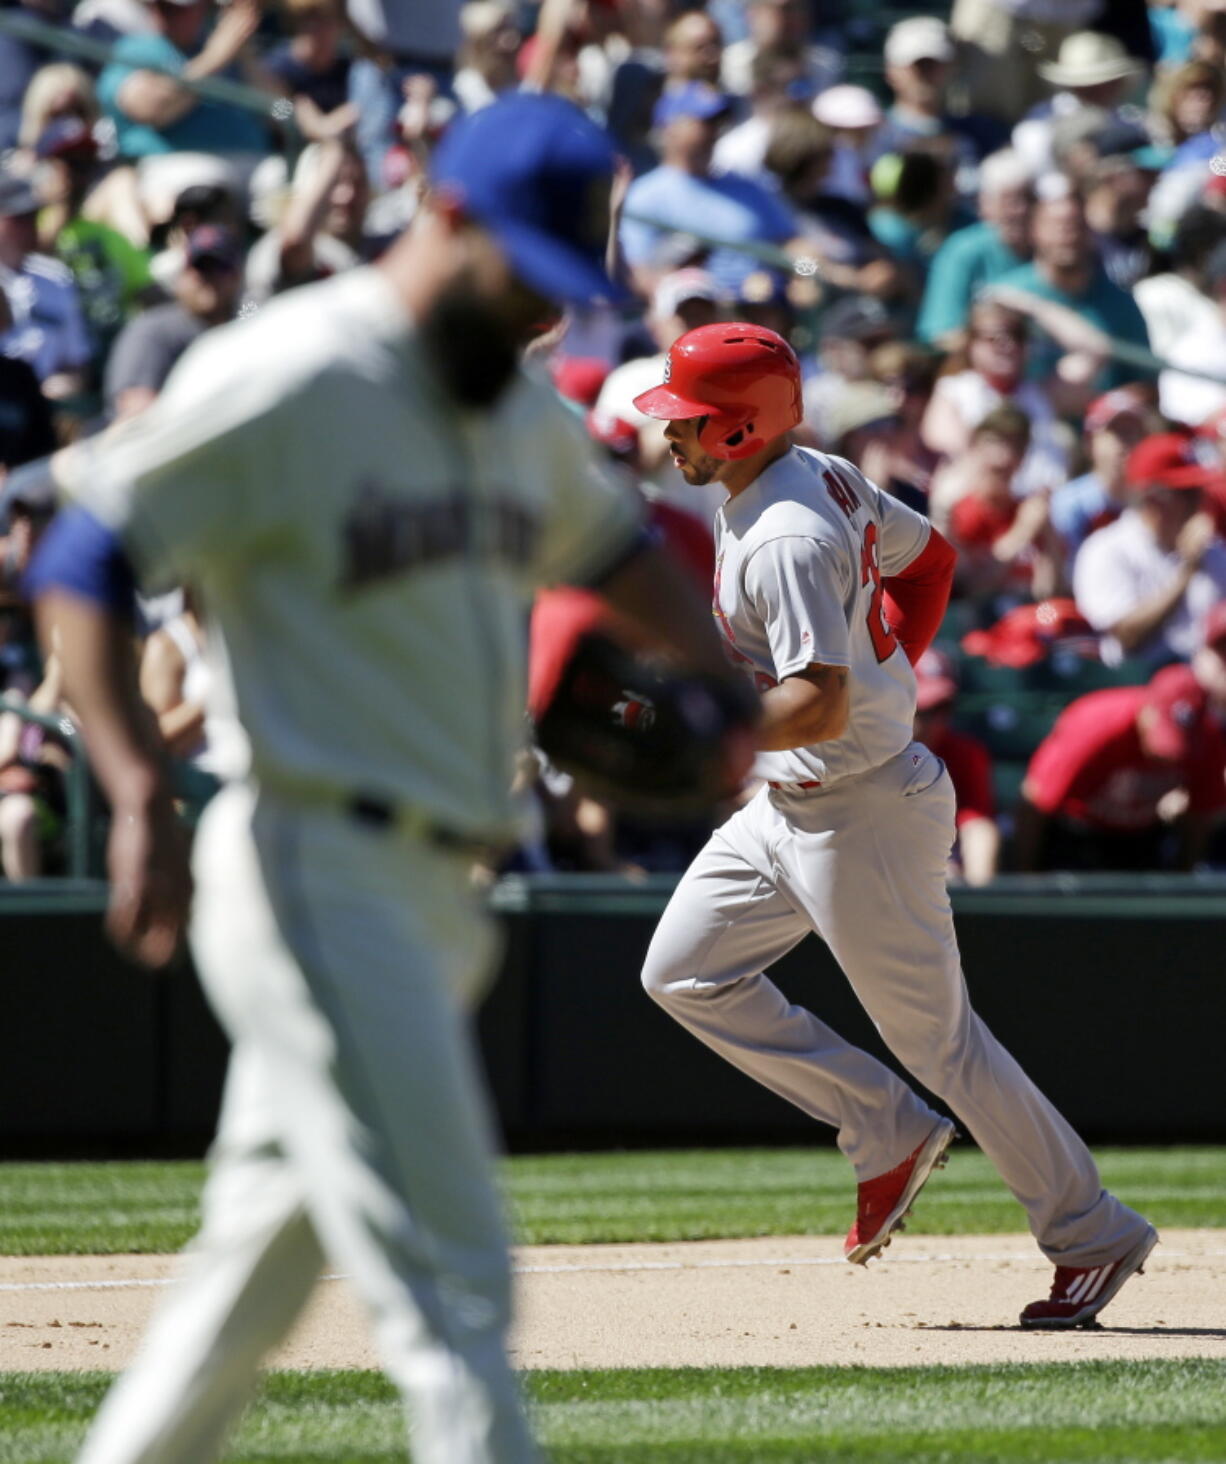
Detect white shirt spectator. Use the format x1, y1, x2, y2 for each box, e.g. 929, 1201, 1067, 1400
1073, 508, 1226, 664
927, 372, 1069, 496
1155, 313, 1226, 426
1134, 272, 1220, 364
712, 114, 773, 183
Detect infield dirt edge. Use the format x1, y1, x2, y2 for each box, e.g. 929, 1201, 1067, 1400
2, 1230, 1224, 1372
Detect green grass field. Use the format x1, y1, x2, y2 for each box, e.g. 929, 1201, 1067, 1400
2, 1146, 1223, 1253
2, 1148, 1224, 1462
3, 1362, 1225, 1463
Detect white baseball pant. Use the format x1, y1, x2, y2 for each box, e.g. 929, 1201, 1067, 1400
642, 742, 1150, 1267
77, 783, 537, 1464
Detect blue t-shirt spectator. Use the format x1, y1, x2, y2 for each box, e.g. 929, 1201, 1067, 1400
621, 166, 795, 293
1, 254, 93, 385
1050, 471, 1120, 560
99, 34, 268, 158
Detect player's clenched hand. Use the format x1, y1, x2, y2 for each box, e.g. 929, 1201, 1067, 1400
106, 796, 192, 969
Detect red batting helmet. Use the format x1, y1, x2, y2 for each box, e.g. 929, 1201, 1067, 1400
632, 322, 803, 461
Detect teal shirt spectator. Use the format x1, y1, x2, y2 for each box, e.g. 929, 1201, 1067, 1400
917, 221, 1025, 344
993, 260, 1154, 391
99, 34, 267, 158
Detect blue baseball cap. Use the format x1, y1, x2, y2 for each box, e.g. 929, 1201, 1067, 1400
652, 82, 733, 130
430, 92, 625, 308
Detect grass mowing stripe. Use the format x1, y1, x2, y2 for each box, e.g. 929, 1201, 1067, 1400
0, 1149, 1223, 1254
1, 1362, 1224, 1462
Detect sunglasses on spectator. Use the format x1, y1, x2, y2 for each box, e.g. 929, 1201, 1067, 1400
972, 327, 1026, 345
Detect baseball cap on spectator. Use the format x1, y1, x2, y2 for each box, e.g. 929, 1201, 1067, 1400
429, 92, 626, 307
1126, 433, 1226, 491
1141, 667, 1208, 763
961, 599, 1097, 668
1090, 119, 1169, 172
884, 16, 954, 68
586, 406, 639, 456
812, 85, 882, 131
0, 170, 40, 219
552, 355, 610, 409
1085, 386, 1149, 435
652, 82, 734, 129
819, 294, 893, 344
184, 225, 242, 272
652, 267, 722, 319
914, 647, 958, 711
34, 117, 98, 161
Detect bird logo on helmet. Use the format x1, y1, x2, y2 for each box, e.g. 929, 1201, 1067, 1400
632, 323, 803, 461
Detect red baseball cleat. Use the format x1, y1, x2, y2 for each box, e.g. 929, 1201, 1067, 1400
844, 1118, 956, 1265
1019, 1226, 1158, 1329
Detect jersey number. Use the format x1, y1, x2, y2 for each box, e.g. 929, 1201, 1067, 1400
859, 522, 898, 664
824, 467, 898, 663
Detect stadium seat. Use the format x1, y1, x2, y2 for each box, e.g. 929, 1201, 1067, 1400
1025, 654, 1152, 694
953, 693, 1065, 762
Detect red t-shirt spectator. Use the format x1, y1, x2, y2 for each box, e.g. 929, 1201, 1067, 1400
528, 501, 715, 718
1024, 666, 1226, 831
949, 493, 1033, 586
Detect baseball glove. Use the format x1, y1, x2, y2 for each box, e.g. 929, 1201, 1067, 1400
533, 631, 758, 818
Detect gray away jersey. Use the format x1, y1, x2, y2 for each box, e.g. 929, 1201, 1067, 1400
713, 446, 929, 788
63, 267, 642, 839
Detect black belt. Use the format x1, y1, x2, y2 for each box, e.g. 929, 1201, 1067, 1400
347, 794, 507, 860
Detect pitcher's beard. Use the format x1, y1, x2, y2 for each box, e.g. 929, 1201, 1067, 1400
419, 286, 519, 407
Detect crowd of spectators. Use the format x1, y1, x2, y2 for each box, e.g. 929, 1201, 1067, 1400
0, 0, 1225, 881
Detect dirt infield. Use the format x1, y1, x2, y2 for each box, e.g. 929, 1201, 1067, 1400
2, 1232, 1224, 1372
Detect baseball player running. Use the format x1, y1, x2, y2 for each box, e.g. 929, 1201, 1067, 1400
633, 323, 1158, 1328
26, 97, 748, 1464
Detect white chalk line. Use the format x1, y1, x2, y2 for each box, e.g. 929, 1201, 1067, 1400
1, 1249, 1221, 1295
